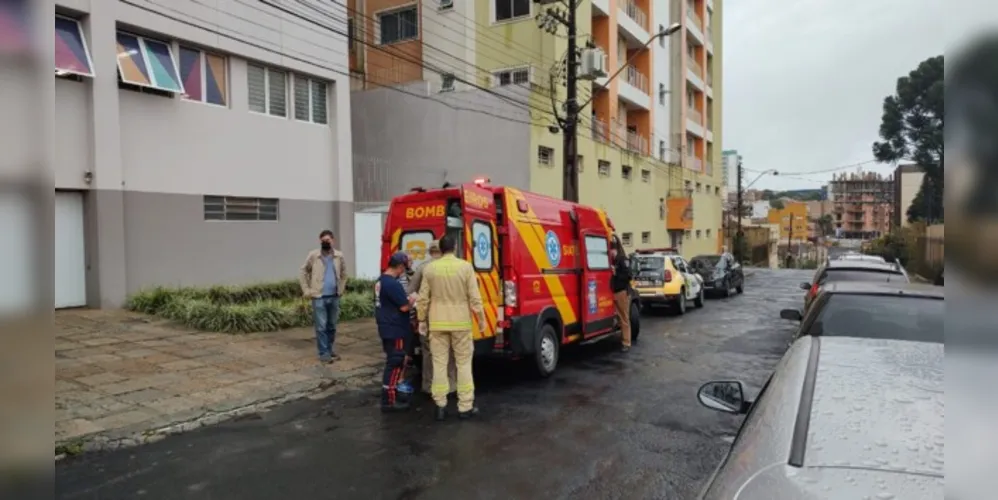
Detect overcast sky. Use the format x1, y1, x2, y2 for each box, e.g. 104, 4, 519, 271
722, 0, 953, 192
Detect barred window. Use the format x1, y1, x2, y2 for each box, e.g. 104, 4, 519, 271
204, 196, 279, 221
293, 74, 329, 124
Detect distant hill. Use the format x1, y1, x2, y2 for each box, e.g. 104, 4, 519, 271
760, 189, 824, 201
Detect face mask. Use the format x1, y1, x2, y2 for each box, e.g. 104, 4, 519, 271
321, 242, 332, 251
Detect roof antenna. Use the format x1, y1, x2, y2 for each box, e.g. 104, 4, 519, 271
442, 182, 452, 188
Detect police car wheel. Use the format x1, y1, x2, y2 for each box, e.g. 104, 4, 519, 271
676, 290, 687, 315
534, 324, 559, 377
629, 301, 641, 343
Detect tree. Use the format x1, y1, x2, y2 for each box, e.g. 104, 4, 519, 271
769, 198, 785, 210
760, 189, 774, 200
817, 214, 834, 236
872, 55, 943, 223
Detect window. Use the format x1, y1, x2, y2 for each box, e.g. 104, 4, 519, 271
440, 73, 455, 91
379, 6, 418, 44
696, 182, 702, 192
684, 230, 691, 240
203, 196, 279, 221
293, 74, 328, 124
659, 140, 666, 161
495, 0, 530, 22
538, 146, 554, 166
696, 229, 702, 239
641, 231, 651, 244
684, 180, 692, 192
598, 160, 610, 177
493, 66, 530, 87
55, 16, 94, 77
687, 90, 696, 109
248, 64, 287, 117
584, 235, 610, 269
439, 0, 454, 10
659, 198, 666, 219
178, 46, 227, 106
658, 25, 665, 47
115, 32, 184, 93
577, 155, 584, 173
641, 169, 651, 183
622, 165, 633, 180
715, 186, 720, 196
810, 295, 943, 343
706, 229, 712, 238
659, 83, 666, 105
621, 232, 633, 246
471, 221, 494, 271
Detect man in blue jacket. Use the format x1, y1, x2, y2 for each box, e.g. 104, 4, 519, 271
376, 252, 417, 412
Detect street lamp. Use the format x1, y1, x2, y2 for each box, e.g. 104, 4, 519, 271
745, 169, 778, 190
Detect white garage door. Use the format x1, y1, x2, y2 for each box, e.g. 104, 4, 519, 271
55, 192, 87, 308
353, 212, 384, 280
0, 192, 33, 316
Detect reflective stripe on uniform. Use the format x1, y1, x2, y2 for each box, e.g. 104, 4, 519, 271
430, 320, 472, 330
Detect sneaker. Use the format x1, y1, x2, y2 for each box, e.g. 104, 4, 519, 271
330, 353, 342, 361
621, 345, 631, 353
319, 356, 333, 364
380, 401, 411, 412
435, 407, 447, 421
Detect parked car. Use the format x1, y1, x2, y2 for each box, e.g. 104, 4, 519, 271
690, 253, 744, 297
630, 249, 704, 314
800, 259, 909, 313
780, 282, 944, 344
694, 336, 944, 499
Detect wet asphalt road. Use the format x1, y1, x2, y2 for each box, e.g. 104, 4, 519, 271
56, 269, 811, 500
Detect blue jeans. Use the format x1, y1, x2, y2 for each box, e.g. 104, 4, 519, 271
312, 295, 341, 360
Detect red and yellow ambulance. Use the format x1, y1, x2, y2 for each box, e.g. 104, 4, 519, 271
380, 179, 640, 376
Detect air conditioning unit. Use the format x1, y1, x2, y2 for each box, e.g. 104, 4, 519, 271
579, 48, 607, 80
439, 0, 454, 9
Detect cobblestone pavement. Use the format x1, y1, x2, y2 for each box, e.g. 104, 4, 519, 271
56, 269, 813, 499
55, 310, 384, 452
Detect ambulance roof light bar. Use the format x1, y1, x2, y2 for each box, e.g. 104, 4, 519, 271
473, 177, 490, 186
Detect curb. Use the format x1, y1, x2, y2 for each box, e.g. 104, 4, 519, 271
55, 365, 380, 459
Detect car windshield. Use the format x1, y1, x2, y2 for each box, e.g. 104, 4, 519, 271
691, 256, 721, 269
820, 269, 906, 284
808, 294, 944, 343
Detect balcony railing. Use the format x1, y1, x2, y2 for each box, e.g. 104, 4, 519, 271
688, 156, 703, 171
624, 65, 649, 94
688, 108, 702, 124
687, 9, 703, 30
626, 130, 648, 155
592, 118, 609, 142
622, 0, 649, 31
688, 58, 703, 78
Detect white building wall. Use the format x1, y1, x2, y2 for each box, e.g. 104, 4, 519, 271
651, 0, 674, 162
421, 0, 477, 91
29, 0, 356, 307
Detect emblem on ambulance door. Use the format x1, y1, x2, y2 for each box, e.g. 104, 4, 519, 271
545, 230, 561, 267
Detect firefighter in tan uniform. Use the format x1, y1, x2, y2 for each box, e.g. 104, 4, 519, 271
416, 234, 485, 421
406, 241, 457, 395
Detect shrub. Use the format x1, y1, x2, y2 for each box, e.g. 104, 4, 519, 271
125, 278, 375, 333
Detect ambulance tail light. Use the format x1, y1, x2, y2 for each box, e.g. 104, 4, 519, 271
504, 279, 517, 307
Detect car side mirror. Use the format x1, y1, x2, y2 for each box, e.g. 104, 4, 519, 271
780, 308, 803, 321
697, 381, 748, 415
799, 282, 811, 291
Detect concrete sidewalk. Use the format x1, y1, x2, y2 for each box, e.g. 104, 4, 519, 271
56, 310, 384, 454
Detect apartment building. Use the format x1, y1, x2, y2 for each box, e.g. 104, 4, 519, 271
1, 0, 352, 309
663, 0, 723, 255
348, 0, 724, 258
893, 163, 926, 229
767, 201, 809, 243
829, 171, 894, 239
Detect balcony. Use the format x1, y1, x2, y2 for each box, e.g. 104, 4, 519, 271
686, 110, 704, 137
626, 129, 648, 155
618, 65, 651, 109
618, 0, 650, 45
590, 118, 648, 156
591, 118, 609, 143
592, 0, 609, 16
705, 26, 714, 53
687, 156, 703, 172
686, 9, 705, 43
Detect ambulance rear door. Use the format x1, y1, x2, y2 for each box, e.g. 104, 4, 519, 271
461, 183, 501, 343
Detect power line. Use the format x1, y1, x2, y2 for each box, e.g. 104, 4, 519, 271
743, 159, 881, 177
257, 0, 559, 118
124, 0, 557, 128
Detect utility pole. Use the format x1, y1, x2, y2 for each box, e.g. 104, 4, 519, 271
787, 212, 794, 268
735, 159, 743, 263
563, 1, 579, 202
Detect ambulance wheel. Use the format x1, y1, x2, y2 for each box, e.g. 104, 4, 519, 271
629, 301, 641, 343
533, 323, 559, 377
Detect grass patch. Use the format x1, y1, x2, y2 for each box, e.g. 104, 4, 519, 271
125, 278, 377, 333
